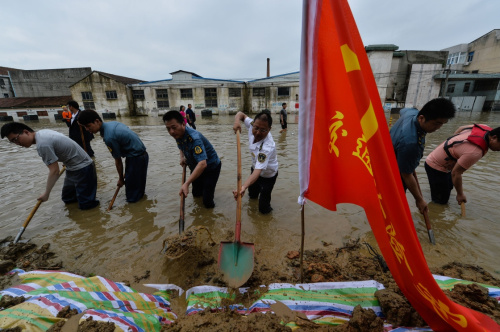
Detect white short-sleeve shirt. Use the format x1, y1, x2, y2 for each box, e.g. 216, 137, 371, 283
244, 117, 278, 178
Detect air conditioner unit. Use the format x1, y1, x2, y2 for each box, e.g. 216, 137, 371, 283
464, 62, 470, 66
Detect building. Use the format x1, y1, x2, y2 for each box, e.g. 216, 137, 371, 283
70, 71, 144, 116
9, 67, 91, 98
0, 66, 20, 98
129, 70, 246, 116
247, 72, 300, 114
0, 96, 71, 121
465, 29, 500, 74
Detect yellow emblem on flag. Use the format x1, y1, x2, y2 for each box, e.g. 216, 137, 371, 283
340, 44, 360, 73
258, 153, 266, 163
194, 146, 203, 155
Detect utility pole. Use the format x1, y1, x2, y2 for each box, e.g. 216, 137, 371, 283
441, 64, 451, 98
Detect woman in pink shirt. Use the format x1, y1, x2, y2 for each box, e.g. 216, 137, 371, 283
179, 105, 188, 125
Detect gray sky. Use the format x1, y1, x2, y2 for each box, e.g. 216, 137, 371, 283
2, 0, 498, 82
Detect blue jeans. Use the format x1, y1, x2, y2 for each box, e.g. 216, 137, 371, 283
125, 152, 149, 203
62, 163, 99, 210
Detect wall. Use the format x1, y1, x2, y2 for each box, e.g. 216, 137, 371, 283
405, 63, 443, 109
467, 30, 500, 73
366, 50, 393, 102
0, 75, 15, 98
70, 72, 132, 116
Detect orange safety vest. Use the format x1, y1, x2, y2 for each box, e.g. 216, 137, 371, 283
62, 110, 72, 120
443, 124, 492, 161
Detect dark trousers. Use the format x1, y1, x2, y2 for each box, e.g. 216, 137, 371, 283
248, 168, 278, 214
192, 161, 221, 208
62, 163, 99, 210
125, 152, 149, 203
425, 162, 453, 204
190, 122, 197, 130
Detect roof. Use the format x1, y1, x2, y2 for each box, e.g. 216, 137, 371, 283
469, 29, 500, 44
169, 70, 202, 77
0, 96, 71, 109
0, 66, 22, 76
70, 70, 145, 87
365, 44, 399, 51
433, 73, 500, 80
248, 71, 300, 83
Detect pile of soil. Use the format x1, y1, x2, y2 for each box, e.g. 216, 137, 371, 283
2, 236, 500, 330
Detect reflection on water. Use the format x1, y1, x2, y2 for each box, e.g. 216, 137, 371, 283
1, 111, 499, 285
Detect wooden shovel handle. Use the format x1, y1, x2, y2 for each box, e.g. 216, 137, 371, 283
180, 165, 186, 221
107, 186, 120, 211
461, 202, 466, 217
235, 130, 242, 242
22, 200, 42, 228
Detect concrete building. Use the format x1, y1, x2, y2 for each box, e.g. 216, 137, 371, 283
0, 66, 20, 98
247, 72, 300, 114
70, 71, 144, 116
466, 29, 500, 74
129, 70, 246, 116
442, 44, 468, 73
0, 96, 71, 121
366, 44, 399, 104
9, 67, 92, 97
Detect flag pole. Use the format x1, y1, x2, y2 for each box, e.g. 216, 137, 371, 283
300, 203, 305, 283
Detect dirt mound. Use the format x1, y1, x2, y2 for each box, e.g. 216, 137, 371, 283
162, 226, 216, 259
432, 262, 500, 287
445, 283, 500, 324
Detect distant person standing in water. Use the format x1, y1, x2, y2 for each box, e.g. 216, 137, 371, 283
233, 110, 278, 214
67, 101, 95, 157
186, 104, 196, 129
179, 105, 188, 125
279, 102, 288, 133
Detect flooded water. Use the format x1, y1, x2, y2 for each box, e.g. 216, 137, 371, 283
1, 110, 499, 286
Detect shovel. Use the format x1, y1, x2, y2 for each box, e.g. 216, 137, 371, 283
4, 166, 67, 247
107, 186, 121, 211
413, 171, 435, 245
179, 164, 187, 234
161, 164, 187, 255
218, 130, 255, 288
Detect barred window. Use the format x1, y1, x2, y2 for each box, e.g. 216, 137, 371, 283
473, 79, 499, 91
205, 88, 217, 107
157, 100, 169, 108
105, 90, 117, 99
447, 84, 455, 93
83, 102, 95, 110
278, 87, 290, 96
228, 88, 241, 97
133, 90, 145, 100
463, 83, 471, 93
156, 89, 169, 99
81, 91, 93, 100
180, 88, 193, 99
253, 87, 265, 97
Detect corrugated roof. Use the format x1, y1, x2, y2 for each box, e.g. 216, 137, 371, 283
0, 66, 22, 76
0, 96, 71, 109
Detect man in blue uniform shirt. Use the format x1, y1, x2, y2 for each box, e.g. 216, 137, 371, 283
163, 110, 221, 209
78, 110, 149, 203
390, 98, 456, 214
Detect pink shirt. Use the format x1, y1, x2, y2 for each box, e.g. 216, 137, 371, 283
426, 130, 486, 172
180, 111, 187, 124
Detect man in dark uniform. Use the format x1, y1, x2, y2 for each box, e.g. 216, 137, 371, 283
67, 101, 95, 157
163, 110, 221, 208
186, 104, 196, 130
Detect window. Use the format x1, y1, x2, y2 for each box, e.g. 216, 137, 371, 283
156, 89, 169, 99
133, 90, 145, 100
463, 83, 471, 92
473, 79, 499, 91
204, 88, 218, 107
228, 88, 241, 97
83, 102, 95, 110
180, 88, 193, 99
0, 79, 4, 85
4, 93, 9, 98
253, 87, 265, 97
105, 90, 117, 99
467, 51, 474, 62
447, 84, 455, 93
278, 87, 290, 97
157, 100, 169, 108
81, 91, 93, 100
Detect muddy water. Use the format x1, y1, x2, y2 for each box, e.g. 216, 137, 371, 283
1, 111, 499, 288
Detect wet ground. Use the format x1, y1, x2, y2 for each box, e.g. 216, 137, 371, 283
1, 110, 500, 329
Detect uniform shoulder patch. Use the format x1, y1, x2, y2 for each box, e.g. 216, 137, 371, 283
194, 145, 203, 155
258, 153, 267, 163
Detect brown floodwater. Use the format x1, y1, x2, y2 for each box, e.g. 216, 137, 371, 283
1, 110, 499, 287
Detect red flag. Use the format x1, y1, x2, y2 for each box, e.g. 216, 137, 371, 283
298, 0, 499, 330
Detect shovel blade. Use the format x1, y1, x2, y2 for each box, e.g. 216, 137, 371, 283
218, 241, 254, 288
